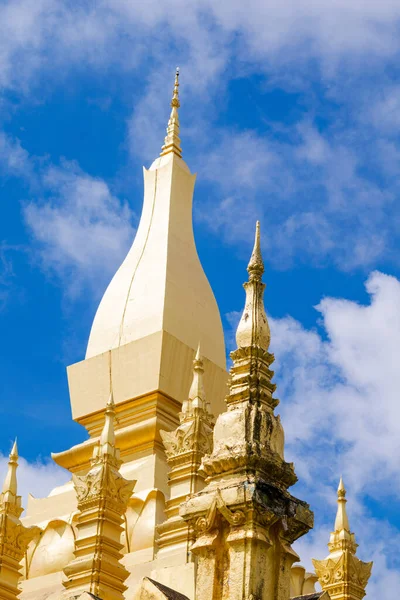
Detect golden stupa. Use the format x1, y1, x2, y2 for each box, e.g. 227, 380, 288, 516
0, 70, 372, 600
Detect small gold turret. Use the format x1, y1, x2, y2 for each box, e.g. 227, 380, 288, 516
160, 68, 182, 158
313, 479, 373, 600
0, 440, 39, 600
158, 345, 214, 561
63, 397, 136, 600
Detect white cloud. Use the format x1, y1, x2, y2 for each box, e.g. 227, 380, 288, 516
269, 271, 400, 495
2, 0, 400, 94
0, 131, 31, 176
194, 124, 395, 270
23, 161, 136, 296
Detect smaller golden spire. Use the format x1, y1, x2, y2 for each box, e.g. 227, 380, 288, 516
313, 479, 373, 600
100, 393, 116, 451
2, 438, 18, 498
92, 394, 120, 467
328, 476, 356, 553
188, 343, 206, 412
236, 221, 271, 350
160, 68, 182, 158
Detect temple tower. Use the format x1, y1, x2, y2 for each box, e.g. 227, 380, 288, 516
63, 395, 136, 600
313, 479, 372, 600
180, 222, 313, 600
0, 442, 39, 600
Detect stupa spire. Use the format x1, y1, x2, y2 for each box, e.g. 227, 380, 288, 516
160, 67, 182, 158
313, 479, 373, 600
180, 222, 313, 600
236, 221, 271, 350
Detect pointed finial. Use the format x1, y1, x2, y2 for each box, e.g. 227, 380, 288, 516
187, 343, 206, 412
338, 476, 346, 498
10, 438, 18, 459
236, 221, 271, 350
160, 68, 182, 158
334, 476, 351, 534
99, 393, 116, 454
171, 67, 180, 109
2, 438, 19, 497
248, 221, 264, 282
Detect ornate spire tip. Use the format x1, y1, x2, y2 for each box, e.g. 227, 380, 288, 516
247, 220, 264, 281
106, 392, 115, 410
160, 68, 182, 158
338, 476, 346, 498
195, 341, 201, 361
10, 438, 18, 459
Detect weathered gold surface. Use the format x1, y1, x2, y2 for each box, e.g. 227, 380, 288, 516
180, 223, 313, 600
313, 479, 372, 600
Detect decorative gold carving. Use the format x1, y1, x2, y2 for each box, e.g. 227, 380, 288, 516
195, 489, 246, 533
160, 344, 214, 460
73, 466, 133, 506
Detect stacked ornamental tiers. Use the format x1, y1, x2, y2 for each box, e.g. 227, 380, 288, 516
18, 70, 228, 600
180, 223, 314, 600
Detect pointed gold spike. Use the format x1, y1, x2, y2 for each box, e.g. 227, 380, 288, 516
2, 439, 19, 496
188, 342, 206, 412
99, 393, 116, 453
10, 438, 18, 459
248, 220, 264, 282
334, 476, 350, 533
160, 68, 182, 158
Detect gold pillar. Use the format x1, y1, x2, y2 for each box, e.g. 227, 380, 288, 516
63, 395, 136, 600
181, 222, 313, 600
0, 441, 39, 600
313, 479, 372, 600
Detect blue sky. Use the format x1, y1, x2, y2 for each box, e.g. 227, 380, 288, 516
1, 1, 400, 595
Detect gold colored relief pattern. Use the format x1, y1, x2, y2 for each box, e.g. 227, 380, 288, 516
195, 489, 246, 534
